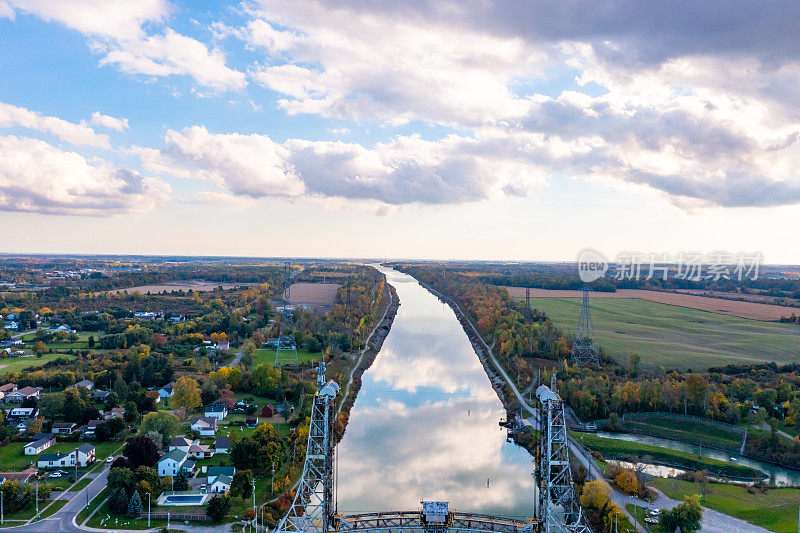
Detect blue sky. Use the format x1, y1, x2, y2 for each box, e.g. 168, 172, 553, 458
1, 1, 799, 262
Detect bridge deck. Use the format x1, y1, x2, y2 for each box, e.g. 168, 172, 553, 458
335, 510, 538, 533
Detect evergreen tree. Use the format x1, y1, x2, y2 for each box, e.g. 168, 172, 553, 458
109, 488, 128, 515
127, 491, 143, 518
174, 469, 189, 491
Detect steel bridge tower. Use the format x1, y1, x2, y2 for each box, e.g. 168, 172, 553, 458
536, 376, 590, 533
276, 362, 339, 533
275, 262, 299, 366
569, 285, 599, 366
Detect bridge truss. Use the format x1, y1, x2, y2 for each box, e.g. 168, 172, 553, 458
337, 511, 537, 533
535, 377, 591, 533
275, 362, 339, 533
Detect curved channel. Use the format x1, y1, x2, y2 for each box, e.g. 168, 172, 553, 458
335, 266, 536, 517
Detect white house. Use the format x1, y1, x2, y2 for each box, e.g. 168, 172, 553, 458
188, 443, 214, 460
158, 383, 174, 398
3, 321, 18, 331
24, 435, 55, 455
158, 449, 194, 477
72, 379, 94, 390
168, 436, 193, 453
51, 422, 76, 435
190, 417, 218, 436
36, 444, 95, 468
7, 386, 41, 403
7, 407, 37, 423
206, 466, 235, 494
204, 404, 228, 421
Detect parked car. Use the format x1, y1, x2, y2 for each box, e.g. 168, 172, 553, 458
49, 472, 62, 478
648, 509, 659, 517
645, 517, 658, 524
106, 456, 114, 463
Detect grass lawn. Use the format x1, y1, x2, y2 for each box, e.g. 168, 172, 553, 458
624, 416, 746, 449
0, 440, 119, 472
253, 348, 322, 367
525, 297, 800, 369
625, 504, 665, 532
76, 487, 109, 525
36, 498, 67, 520
0, 352, 77, 373
573, 433, 759, 478
86, 500, 203, 530
650, 477, 800, 533
69, 477, 92, 491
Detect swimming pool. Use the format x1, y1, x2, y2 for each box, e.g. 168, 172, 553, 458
156, 492, 210, 506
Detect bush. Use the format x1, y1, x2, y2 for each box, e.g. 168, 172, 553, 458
206, 495, 230, 522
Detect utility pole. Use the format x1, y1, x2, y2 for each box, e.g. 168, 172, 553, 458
2, 488, 4, 525
252, 478, 256, 532
148, 493, 151, 528
35, 479, 38, 516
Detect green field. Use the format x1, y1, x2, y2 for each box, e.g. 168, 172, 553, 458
0, 441, 118, 472
623, 416, 752, 449
253, 348, 321, 367
573, 433, 758, 478
650, 477, 800, 532
527, 297, 800, 369
0, 353, 77, 373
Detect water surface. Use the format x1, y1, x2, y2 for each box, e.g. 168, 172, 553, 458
336, 266, 535, 516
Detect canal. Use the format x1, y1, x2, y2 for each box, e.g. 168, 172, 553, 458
335, 265, 535, 517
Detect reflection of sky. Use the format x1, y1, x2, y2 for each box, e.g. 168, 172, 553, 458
336, 267, 536, 517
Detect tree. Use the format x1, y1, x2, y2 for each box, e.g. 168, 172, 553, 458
580, 480, 609, 510
109, 487, 129, 515
172, 376, 202, 411
88, 335, 95, 348
230, 470, 253, 499
140, 411, 181, 444
660, 495, 703, 533
206, 495, 230, 522
125, 435, 160, 469
174, 470, 189, 491
127, 491, 143, 518
614, 469, 639, 495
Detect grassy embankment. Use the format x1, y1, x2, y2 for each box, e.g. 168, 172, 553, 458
525, 297, 800, 369
573, 433, 759, 478
650, 477, 800, 533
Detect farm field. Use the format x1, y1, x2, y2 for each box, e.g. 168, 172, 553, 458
288, 282, 341, 304
506, 287, 793, 321
650, 477, 800, 533
98, 280, 258, 295
525, 297, 800, 369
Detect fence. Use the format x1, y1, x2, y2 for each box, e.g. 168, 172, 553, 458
146, 512, 209, 521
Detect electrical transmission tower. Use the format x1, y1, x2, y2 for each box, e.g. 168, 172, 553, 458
275, 262, 299, 366
570, 284, 600, 365
536, 376, 590, 533
275, 362, 339, 533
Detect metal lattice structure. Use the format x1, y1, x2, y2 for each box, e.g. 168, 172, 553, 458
536, 377, 590, 533
276, 362, 339, 533
337, 510, 538, 533
275, 305, 299, 366
570, 285, 600, 366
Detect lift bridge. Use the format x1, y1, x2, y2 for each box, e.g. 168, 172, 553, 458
274, 365, 591, 533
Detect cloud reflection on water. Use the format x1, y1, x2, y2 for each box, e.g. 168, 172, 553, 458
336, 267, 535, 517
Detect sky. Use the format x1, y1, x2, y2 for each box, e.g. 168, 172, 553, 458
1, 1, 799, 263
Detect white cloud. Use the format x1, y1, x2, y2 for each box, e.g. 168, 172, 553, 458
90, 111, 128, 132
227, 0, 800, 208
0, 101, 109, 147
0, 135, 170, 215
0, 1, 14, 19
8, 0, 245, 91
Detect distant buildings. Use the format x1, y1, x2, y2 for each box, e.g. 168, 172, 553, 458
204, 404, 228, 421
158, 449, 195, 477
190, 417, 218, 436
24, 434, 55, 455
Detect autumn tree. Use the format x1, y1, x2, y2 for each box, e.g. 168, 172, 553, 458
614, 469, 639, 495
172, 376, 202, 411
580, 480, 609, 510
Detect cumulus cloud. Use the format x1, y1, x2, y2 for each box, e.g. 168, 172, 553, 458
0, 1, 14, 19
0, 135, 170, 215
8, 0, 244, 91
140, 126, 544, 206
90, 111, 128, 132
0, 101, 109, 147
213, 0, 800, 208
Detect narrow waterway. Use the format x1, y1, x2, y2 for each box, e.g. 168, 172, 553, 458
335, 266, 535, 517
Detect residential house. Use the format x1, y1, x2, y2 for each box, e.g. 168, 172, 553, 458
190, 417, 218, 436
36, 444, 95, 469
217, 340, 230, 350
72, 379, 94, 391
157, 449, 195, 477
214, 436, 230, 454
206, 466, 235, 494
104, 407, 125, 420
7, 407, 37, 423
3, 321, 18, 331
49, 325, 76, 334
187, 443, 214, 460
92, 390, 109, 402
6, 386, 41, 403
79, 420, 102, 438
204, 404, 227, 421
0, 383, 16, 395
134, 312, 160, 320
51, 422, 76, 435
246, 416, 258, 427
168, 436, 192, 453
158, 383, 174, 398
261, 405, 275, 418
24, 435, 55, 455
